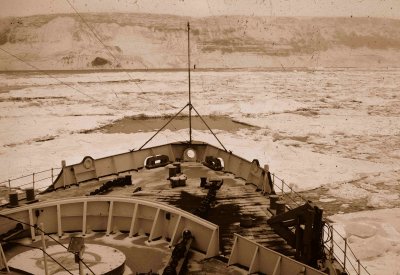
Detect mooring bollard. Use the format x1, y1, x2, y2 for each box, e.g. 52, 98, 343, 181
200, 177, 207, 187
26, 188, 35, 202
170, 176, 180, 188
9, 192, 18, 207
276, 200, 286, 215
240, 215, 254, 228
269, 194, 280, 210
173, 162, 181, 174
168, 166, 177, 179
178, 174, 187, 186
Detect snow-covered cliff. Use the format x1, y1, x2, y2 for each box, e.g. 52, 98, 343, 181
1, 13, 400, 70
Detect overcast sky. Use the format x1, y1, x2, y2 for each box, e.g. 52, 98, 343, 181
0, 0, 399, 18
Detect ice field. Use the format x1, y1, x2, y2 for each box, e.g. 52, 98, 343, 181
0, 69, 399, 274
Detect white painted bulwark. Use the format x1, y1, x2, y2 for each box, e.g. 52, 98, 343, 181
49, 142, 271, 194
228, 234, 325, 275
0, 196, 219, 258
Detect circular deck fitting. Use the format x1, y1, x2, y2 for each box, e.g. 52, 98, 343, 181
240, 215, 255, 228
8, 243, 125, 275
183, 148, 196, 161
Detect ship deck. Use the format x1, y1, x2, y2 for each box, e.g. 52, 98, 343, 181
1, 162, 297, 274
38, 162, 295, 256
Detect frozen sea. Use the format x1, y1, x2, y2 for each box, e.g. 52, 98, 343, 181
0, 68, 399, 274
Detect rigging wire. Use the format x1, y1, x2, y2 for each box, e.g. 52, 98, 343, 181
0, 46, 186, 146
132, 20, 229, 151
136, 103, 189, 150
1, 14, 198, 149
0, 47, 118, 111
192, 105, 228, 151
0, 48, 143, 140
64, 0, 145, 92
64, 0, 189, 144
0, 214, 95, 275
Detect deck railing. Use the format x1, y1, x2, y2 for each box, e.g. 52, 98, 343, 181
270, 173, 371, 275
1, 167, 371, 274
0, 168, 61, 192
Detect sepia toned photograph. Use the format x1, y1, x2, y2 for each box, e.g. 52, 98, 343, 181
0, 1, 399, 274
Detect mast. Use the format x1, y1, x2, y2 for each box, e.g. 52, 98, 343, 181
136, 21, 228, 152
187, 22, 192, 144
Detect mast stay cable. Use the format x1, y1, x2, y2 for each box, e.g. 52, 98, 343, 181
65, 0, 188, 144
136, 22, 229, 152
191, 105, 228, 152
0, 47, 118, 111
1, 18, 225, 151
0, 46, 188, 146
65, 0, 145, 92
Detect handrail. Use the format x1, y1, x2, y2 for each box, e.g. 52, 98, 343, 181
1, 167, 371, 274
0, 167, 61, 192
0, 196, 220, 259
270, 173, 371, 275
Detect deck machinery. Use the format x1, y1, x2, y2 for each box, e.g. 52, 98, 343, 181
268, 201, 325, 268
